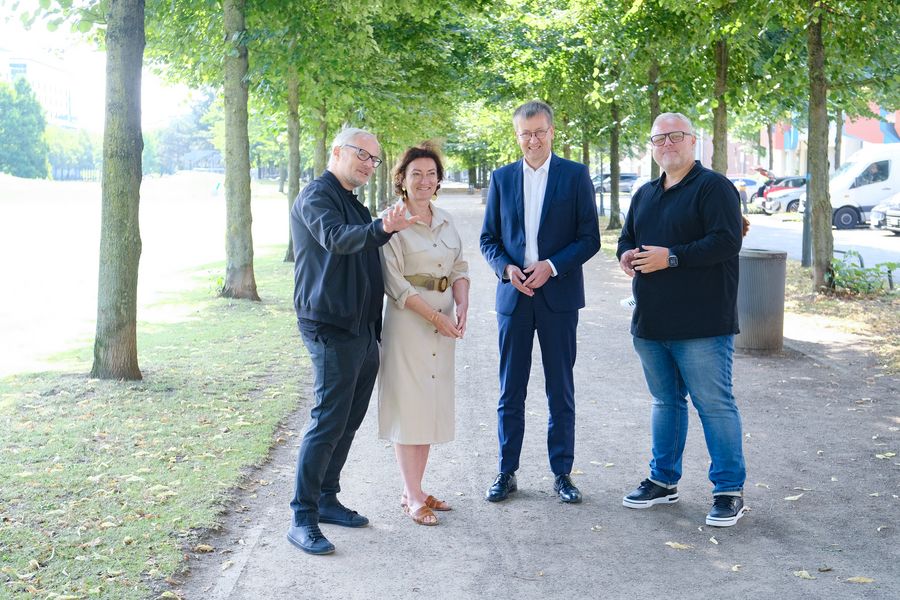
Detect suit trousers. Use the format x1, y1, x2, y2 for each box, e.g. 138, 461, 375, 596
496, 289, 578, 475
290, 322, 379, 526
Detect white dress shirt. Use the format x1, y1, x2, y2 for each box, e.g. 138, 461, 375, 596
522, 156, 556, 275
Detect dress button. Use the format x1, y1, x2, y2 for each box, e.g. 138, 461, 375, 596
432, 353, 436, 357
433, 243, 437, 247
434, 329, 438, 334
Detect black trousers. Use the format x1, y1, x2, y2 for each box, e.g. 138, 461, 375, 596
290, 322, 379, 526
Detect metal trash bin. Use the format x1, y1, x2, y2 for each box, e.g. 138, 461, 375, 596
735, 248, 787, 353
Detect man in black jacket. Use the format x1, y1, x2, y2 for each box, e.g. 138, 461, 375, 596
617, 113, 748, 528
287, 127, 418, 555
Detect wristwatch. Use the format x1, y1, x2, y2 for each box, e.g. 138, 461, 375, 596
667, 251, 679, 268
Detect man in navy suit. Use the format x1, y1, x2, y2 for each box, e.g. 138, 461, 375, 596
480, 101, 600, 503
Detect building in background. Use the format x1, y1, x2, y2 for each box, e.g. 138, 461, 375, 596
0, 46, 77, 128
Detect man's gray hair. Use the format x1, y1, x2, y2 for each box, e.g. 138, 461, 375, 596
653, 112, 693, 133
329, 127, 377, 168
513, 100, 554, 127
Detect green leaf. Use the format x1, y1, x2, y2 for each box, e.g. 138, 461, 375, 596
77, 19, 93, 33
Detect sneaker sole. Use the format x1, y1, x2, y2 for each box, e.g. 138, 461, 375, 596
622, 493, 679, 509
705, 506, 748, 527
286, 533, 335, 555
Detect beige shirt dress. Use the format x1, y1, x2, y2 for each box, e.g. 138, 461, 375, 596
377, 204, 469, 444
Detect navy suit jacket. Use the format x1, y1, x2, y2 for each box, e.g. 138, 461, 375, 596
480, 154, 600, 315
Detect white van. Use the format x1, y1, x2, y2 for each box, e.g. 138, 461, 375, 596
800, 144, 900, 229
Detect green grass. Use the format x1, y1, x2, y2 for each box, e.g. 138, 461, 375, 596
0, 249, 306, 599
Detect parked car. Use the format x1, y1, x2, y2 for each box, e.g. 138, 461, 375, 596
763, 175, 807, 199
869, 192, 900, 231
630, 175, 651, 199
799, 145, 900, 229
884, 205, 900, 235
761, 185, 805, 214
594, 172, 639, 193
728, 176, 759, 206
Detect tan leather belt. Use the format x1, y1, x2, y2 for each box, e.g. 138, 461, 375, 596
405, 274, 450, 292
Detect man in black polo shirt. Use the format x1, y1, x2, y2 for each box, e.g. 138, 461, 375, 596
287, 127, 418, 554
617, 112, 748, 527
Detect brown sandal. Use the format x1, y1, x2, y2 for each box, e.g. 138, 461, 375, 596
424, 495, 451, 511
401, 494, 451, 512
405, 504, 438, 526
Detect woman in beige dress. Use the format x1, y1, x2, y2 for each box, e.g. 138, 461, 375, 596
378, 142, 470, 526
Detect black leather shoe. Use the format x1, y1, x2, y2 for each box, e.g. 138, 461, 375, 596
554, 474, 582, 503
485, 472, 517, 502
286, 524, 335, 555
318, 500, 369, 528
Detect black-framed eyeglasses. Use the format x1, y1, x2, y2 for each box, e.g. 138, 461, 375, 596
517, 129, 549, 141
343, 144, 383, 167
650, 131, 693, 146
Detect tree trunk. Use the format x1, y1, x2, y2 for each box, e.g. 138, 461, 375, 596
221, 0, 259, 300
314, 101, 327, 175
467, 165, 476, 191
766, 123, 774, 171
648, 59, 661, 180
807, 6, 833, 291
284, 66, 300, 263
359, 179, 368, 213
607, 101, 622, 231
377, 151, 389, 211
91, 0, 144, 380
561, 116, 570, 160
581, 125, 589, 168
711, 39, 728, 174
833, 109, 842, 171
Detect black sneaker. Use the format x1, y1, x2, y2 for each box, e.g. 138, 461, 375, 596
286, 524, 335, 555
706, 495, 747, 527
622, 479, 679, 509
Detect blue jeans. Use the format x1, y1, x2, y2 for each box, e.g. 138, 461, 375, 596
632, 335, 745, 494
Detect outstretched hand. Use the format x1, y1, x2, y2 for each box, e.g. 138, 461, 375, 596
382, 201, 420, 234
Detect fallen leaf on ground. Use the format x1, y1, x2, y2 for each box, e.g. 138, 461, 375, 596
665, 541, 692, 550
846, 576, 874, 583
590, 525, 602, 532
818, 566, 833, 572
793, 570, 815, 580
194, 544, 214, 553
221, 560, 234, 571
876, 526, 888, 532
874, 452, 896, 459
157, 592, 182, 600
784, 493, 804, 501
755, 483, 769, 489
731, 564, 742, 572
792, 487, 812, 491
709, 537, 719, 545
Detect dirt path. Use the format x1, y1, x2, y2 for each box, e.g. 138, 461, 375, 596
174, 189, 899, 599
